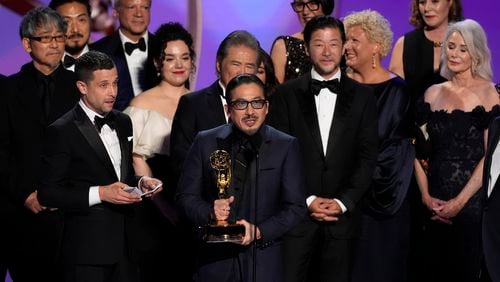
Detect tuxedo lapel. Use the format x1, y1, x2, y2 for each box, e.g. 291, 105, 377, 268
110, 32, 126, 60
325, 73, 353, 159
73, 106, 118, 180
296, 75, 324, 157
114, 112, 131, 182
206, 82, 227, 125
486, 119, 500, 199
257, 125, 273, 169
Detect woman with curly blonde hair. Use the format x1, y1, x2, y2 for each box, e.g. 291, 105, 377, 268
343, 9, 415, 282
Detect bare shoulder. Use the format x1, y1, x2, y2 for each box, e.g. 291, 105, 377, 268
389, 36, 405, 78
271, 37, 285, 54
129, 88, 158, 108
479, 81, 500, 110
423, 83, 445, 103
393, 35, 405, 48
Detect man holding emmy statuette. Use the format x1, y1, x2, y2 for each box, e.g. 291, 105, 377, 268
176, 74, 307, 282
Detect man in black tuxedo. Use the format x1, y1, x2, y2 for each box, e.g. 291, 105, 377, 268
49, 0, 93, 72
0, 7, 80, 282
91, 0, 158, 111
38, 51, 162, 282
267, 16, 378, 282
481, 116, 500, 282
177, 74, 307, 281
171, 30, 260, 170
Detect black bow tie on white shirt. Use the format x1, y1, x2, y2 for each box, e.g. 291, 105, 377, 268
311, 78, 341, 96
63, 55, 76, 68
124, 37, 146, 55
94, 113, 116, 132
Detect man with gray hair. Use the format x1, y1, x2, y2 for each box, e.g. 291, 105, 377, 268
92, 0, 158, 111
171, 30, 261, 170
0, 6, 80, 282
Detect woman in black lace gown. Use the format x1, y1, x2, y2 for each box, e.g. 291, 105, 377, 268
270, 0, 334, 83
389, 2, 464, 281
414, 19, 500, 282
343, 10, 414, 282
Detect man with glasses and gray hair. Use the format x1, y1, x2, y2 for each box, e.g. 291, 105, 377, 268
0, 6, 80, 282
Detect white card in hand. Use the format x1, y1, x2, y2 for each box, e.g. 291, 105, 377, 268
123, 184, 162, 197
122, 186, 143, 197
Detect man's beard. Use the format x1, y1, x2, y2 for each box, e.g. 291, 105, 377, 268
66, 43, 86, 56
66, 33, 87, 56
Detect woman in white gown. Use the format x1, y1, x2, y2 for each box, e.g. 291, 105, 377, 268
123, 22, 196, 282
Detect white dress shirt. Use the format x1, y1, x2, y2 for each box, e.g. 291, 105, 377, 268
218, 80, 229, 122
79, 100, 122, 206
488, 138, 500, 197
306, 68, 346, 213
311, 68, 340, 155
119, 30, 148, 96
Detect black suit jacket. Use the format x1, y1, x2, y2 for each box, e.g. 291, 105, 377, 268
176, 124, 307, 281
91, 31, 159, 111
482, 116, 500, 282
267, 71, 378, 237
171, 81, 227, 170
0, 63, 80, 209
38, 105, 138, 265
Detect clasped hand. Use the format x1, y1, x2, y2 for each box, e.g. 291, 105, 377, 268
309, 197, 341, 222
423, 195, 464, 224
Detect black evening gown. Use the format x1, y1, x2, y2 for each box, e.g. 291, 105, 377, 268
351, 76, 414, 282
418, 103, 500, 282
403, 29, 447, 282
272, 36, 311, 82
403, 29, 446, 114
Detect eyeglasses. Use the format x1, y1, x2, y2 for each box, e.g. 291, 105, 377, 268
290, 1, 320, 13
29, 35, 66, 44
230, 99, 268, 110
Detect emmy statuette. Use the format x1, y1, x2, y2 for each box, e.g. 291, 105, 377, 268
203, 150, 245, 243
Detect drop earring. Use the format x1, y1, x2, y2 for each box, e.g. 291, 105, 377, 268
372, 54, 376, 69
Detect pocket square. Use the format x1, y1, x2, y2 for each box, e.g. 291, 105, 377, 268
128, 136, 133, 141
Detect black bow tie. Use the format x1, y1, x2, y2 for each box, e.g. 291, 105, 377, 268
311, 79, 341, 96
124, 38, 146, 55
94, 113, 116, 132
63, 55, 76, 68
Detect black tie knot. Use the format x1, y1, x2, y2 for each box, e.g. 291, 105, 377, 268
124, 37, 146, 55
94, 112, 116, 132
63, 55, 76, 68
311, 78, 340, 96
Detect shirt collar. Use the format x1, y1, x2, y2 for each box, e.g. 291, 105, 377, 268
218, 80, 227, 99
79, 99, 105, 123
311, 67, 341, 81
118, 29, 148, 48
64, 45, 89, 60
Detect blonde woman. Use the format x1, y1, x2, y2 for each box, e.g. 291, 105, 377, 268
343, 10, 414, 282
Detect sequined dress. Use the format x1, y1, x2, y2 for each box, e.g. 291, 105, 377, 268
273, 35, 311, 82
417, 103, 500, 282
